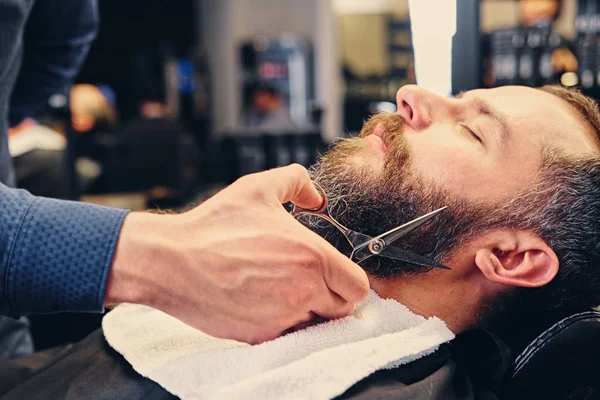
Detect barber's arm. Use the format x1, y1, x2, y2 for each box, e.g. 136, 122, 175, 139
8, 0, 98, 126
0, 164, 369, 344
106, 164, 370, 344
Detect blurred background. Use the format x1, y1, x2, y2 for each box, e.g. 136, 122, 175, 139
15, 0, 597, 349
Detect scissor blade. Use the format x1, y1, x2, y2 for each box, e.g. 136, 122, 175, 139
373, 206, 448, 246
377, 245, 451, 270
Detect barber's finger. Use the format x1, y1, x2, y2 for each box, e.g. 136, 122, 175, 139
255, 164, 322, 209
312, 290, 356, 320
319, 243, 370, 304
282, 312, 320, 335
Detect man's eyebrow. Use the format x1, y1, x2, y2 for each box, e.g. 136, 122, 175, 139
456, 91, 510, 147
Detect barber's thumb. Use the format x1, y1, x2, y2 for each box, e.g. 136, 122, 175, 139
264, 164, 322, 209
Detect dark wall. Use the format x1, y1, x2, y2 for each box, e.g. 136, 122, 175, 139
451, 0, 481, 95
76, 0, 197, 119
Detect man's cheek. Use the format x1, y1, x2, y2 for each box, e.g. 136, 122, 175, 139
411, 150, 490, 198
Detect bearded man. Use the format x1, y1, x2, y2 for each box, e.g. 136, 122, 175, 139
306, 84, 600, 334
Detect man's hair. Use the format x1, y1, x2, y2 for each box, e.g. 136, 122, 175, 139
487, 85, 600, 327
539, 85, 600, 147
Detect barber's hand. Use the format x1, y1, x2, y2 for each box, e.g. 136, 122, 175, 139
106, 164, 370, 344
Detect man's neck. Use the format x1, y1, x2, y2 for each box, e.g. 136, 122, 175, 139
368, 273, 483, 333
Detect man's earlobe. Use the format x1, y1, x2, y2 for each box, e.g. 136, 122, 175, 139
474, 231, 559, 288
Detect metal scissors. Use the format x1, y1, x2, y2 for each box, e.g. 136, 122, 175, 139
290, 182, 450, 270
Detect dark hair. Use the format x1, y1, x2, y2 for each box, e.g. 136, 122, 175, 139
485, 85, 600, 327
539, 85, 600, 147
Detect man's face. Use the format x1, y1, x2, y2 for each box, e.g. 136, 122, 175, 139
305, 85, 598, 277
389, 85, 597, 204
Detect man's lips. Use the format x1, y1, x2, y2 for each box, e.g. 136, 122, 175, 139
365, 124, 388, 154
365, 134, 386, 154
373, 124, 386, 142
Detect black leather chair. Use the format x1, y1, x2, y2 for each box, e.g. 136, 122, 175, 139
501, 309, 600, 400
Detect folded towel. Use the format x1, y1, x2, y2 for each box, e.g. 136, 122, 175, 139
102, 290, 454, 400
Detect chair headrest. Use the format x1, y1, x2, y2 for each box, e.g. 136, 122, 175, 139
501, 310, 600, 400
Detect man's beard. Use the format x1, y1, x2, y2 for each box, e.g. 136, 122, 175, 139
300, 113, 490, 278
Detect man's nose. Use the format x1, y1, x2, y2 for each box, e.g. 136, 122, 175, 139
395, 85, 455, 131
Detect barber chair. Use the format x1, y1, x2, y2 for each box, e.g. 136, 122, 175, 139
452, 309, 600, 399
500, 309, 600, 400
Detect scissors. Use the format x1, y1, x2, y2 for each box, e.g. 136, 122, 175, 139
290, 182, 450, 270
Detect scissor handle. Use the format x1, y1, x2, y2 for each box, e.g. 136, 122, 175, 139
290, 181, 328, 216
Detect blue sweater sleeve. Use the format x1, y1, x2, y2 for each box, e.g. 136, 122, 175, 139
0, 183, 129, 315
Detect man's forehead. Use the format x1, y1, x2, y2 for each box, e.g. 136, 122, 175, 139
464, 86, 600, 154
466, 85, 562, 114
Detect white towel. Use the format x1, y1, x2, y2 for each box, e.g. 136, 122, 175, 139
102, 290, 455, 400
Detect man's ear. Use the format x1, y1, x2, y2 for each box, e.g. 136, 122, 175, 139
474, 230, 559, 288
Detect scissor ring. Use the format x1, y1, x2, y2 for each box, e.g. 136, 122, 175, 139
292, 182, 328, 215
309, 182, 328, 212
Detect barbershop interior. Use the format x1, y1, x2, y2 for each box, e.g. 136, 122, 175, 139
5, 0, 600, 399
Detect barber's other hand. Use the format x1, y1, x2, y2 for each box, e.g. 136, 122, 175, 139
106, 164, 370, 344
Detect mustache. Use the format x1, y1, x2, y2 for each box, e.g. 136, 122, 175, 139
358, 112, 405, 139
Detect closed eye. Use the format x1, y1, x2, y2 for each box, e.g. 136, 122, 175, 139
460, 124, 483, 144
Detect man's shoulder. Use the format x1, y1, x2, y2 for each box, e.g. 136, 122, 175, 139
337, 345, 456, 399
338, 330, 512, 400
